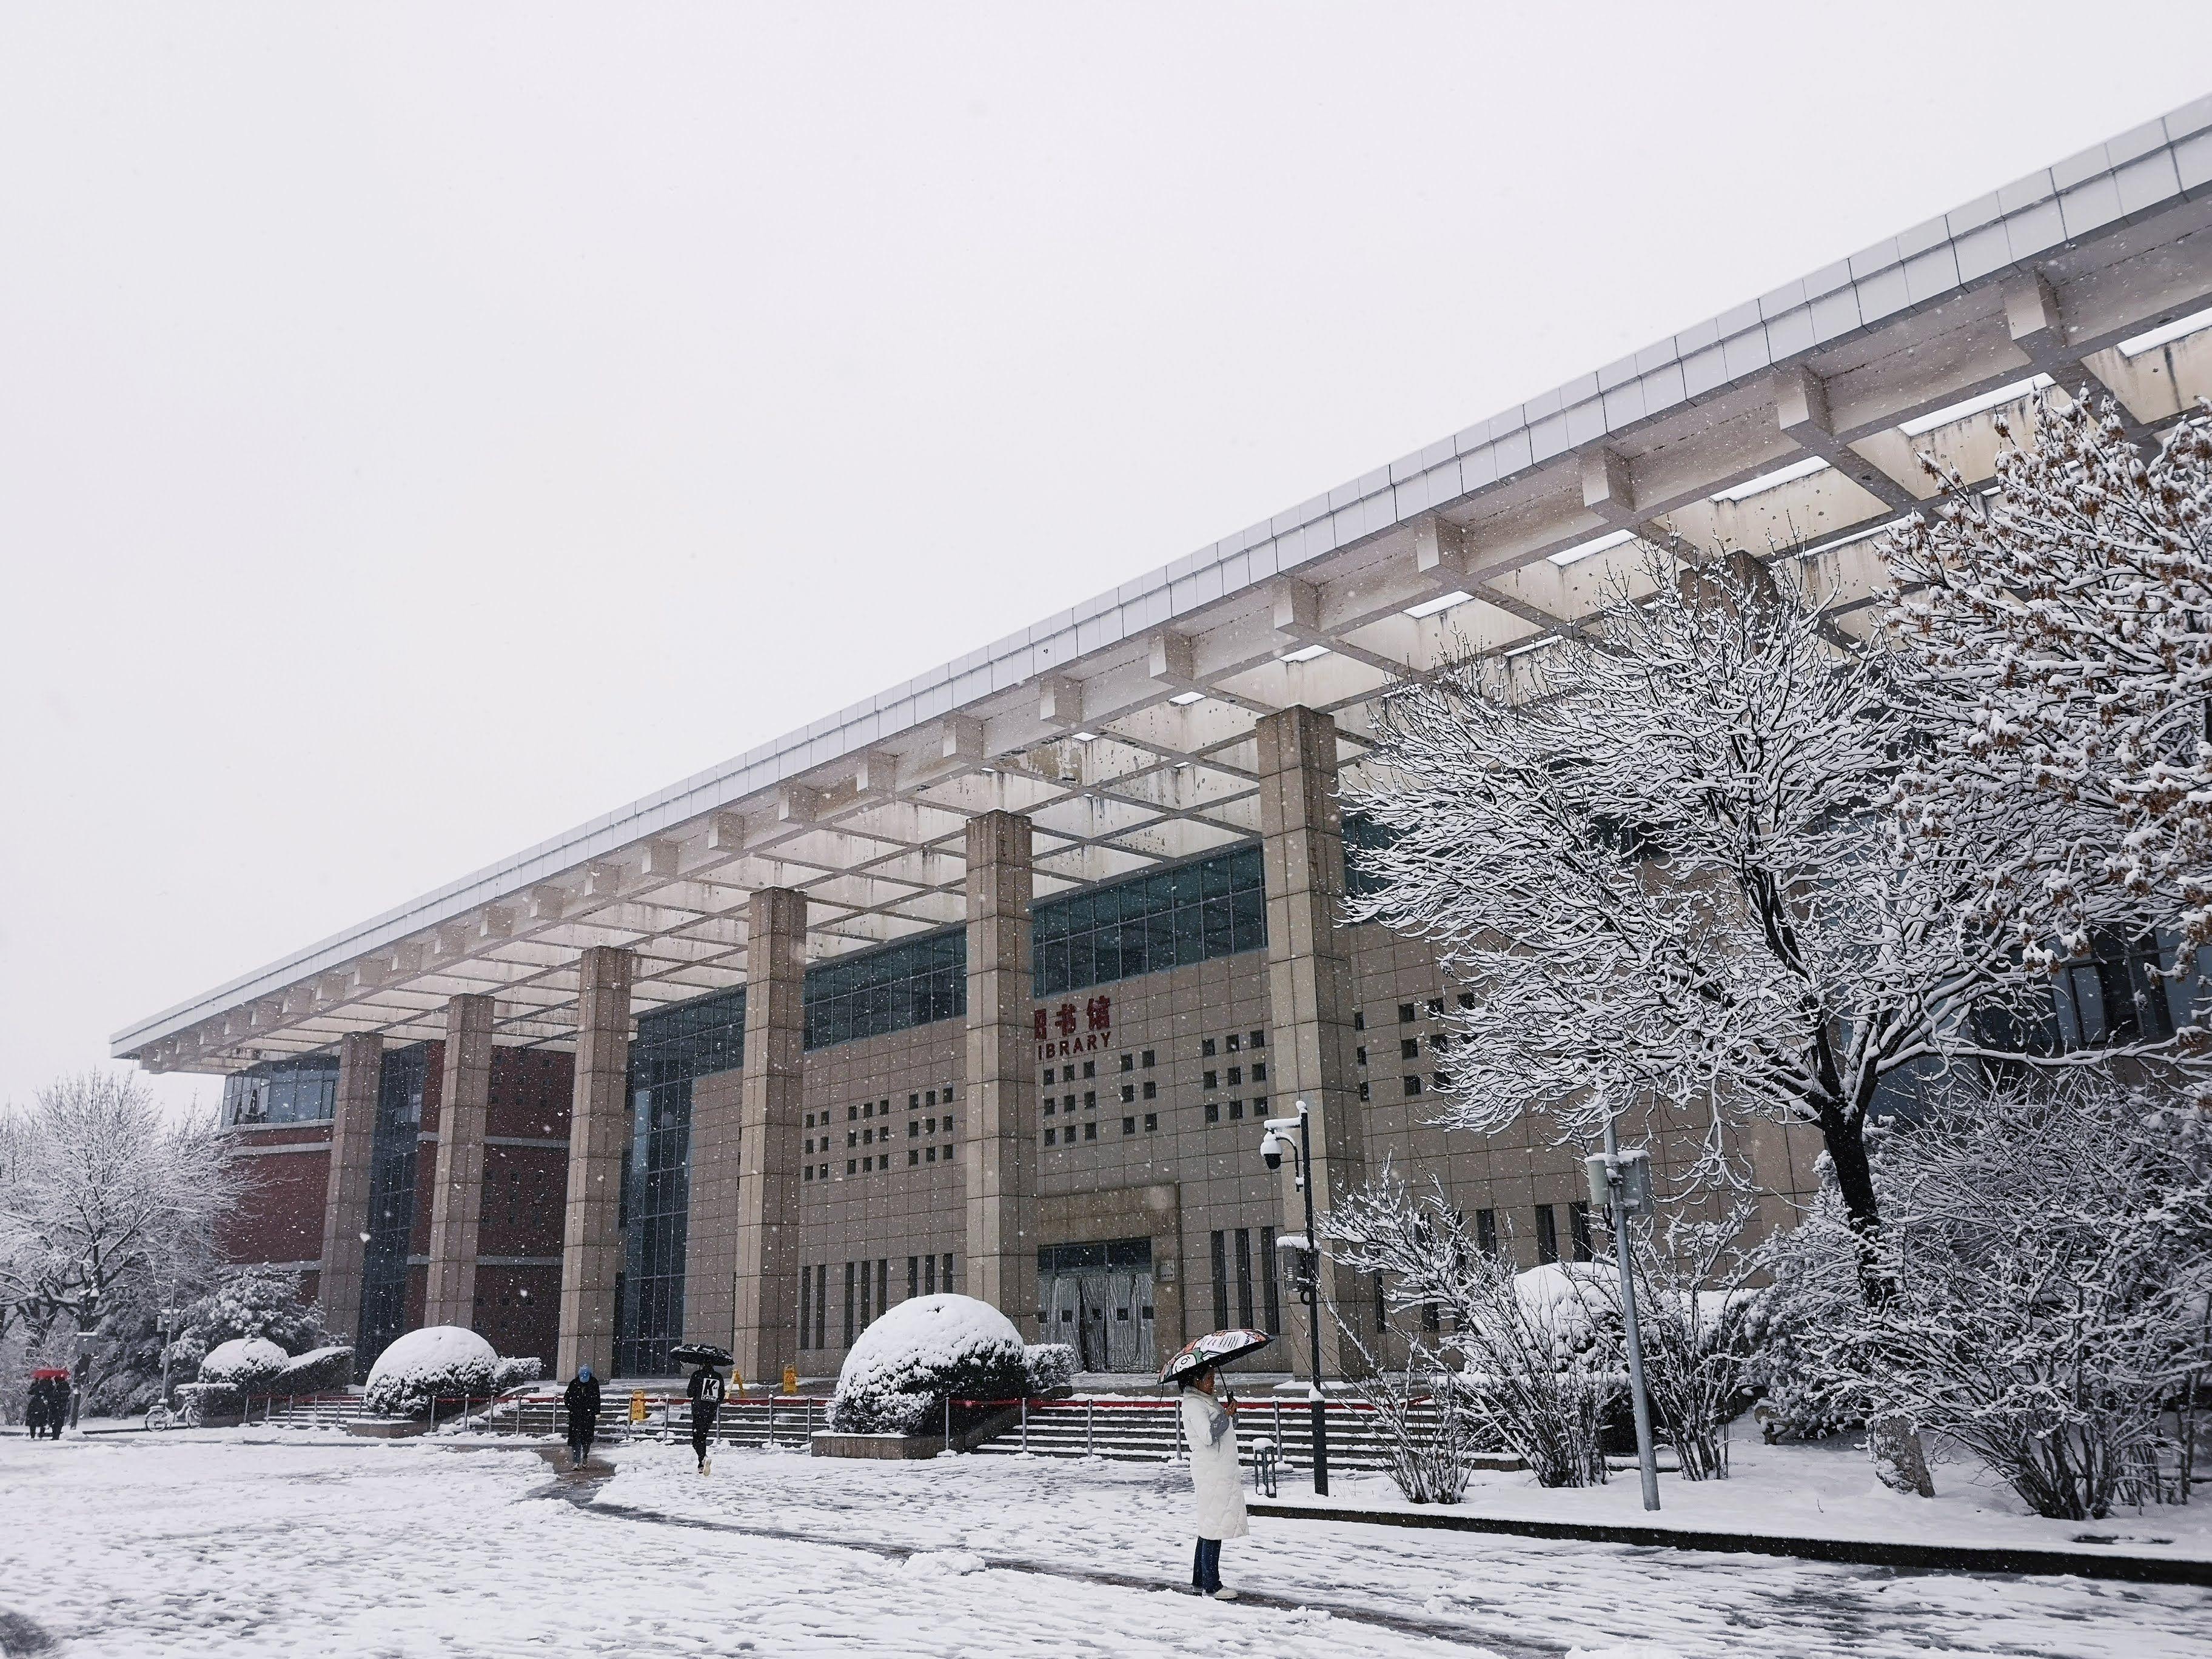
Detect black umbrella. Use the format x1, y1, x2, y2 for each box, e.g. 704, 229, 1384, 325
1158, 1328, 1272, 1386
670, 1342, 734, 1369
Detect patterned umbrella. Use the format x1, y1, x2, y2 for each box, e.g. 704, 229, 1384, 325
1158, 1328, 1272, 1386
670, 1342, 734, 1369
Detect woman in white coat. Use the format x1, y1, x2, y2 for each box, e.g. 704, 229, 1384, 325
1178, 1366, 1247, 1598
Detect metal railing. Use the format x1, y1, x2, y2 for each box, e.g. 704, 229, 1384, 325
954, 1393, 1509, 1475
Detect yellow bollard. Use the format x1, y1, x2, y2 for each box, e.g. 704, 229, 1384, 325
782, 1364, 799, 1395
629, 1390, 646, 1424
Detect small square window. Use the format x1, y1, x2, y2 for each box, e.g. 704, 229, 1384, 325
1083, 1121, 1097, 1141
1144, 1112, 1158, 1131
1121, 1084, 1135, 1104
926, 1089, 937, 1107
908, 1121, 919, 1138
1043, 1067, 1054, 1084
1084, 1091, 1096, 1110
803, 1111, 814, 1128
1458, 990, 1476, 1010
1403, 1075, 1423, 1097
1226, 1065, 1242, 1087
908, 1148, 919, 1166
1201, 1037, 1217, 1057
943, 1116, 954, 1135
1122, 1116, 1136, 1135
1044, 1100, 1055, 1116
1120, 1053, 1134, 1072
1250, 1030, 1265, 1050
1203, 1071, 1218, 1090
1358, 1081, 1371, 1101
1142, 1081, 1156, 1100
1204, 1102, 1221, 1124
1252, 1062, 1267, 1082
820, 1164, 828, 1180
1353, 1010, 1365, 1031
1356, 1046, 1367, 1067
1433, 1072, 1449, 1092
804, 1165, 814, 1182
1142, 1050, 1156, 1068
1044, 1127, 1056, 1146
1063, 1094, 1076, 1111
1228, 1100, 1244, 1121
1253, 1096, 1266, 1113
846, 1159, 857, 1175
1225, 1033, 1241, 1053
927, 1144, 937, 1162
1399, 1003, 1415, 1024
1400, 1038, 1419, 1060
909, 1093, 920, 1109
943, 1082, 954, 1099
1427, 997, 1444, 1016
846, 1131, 857, 1148
848, 1105, 859, 1121
1082, 1059, 1096, 1079
863, 1101, 874, 1118
927, 1116, 937, 1133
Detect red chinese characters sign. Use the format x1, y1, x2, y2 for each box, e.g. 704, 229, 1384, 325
1033, 994, 1111, 1059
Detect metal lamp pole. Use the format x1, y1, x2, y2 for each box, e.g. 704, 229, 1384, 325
1601, 1116, 1661, 1512
1295, 1104, 1329, 1497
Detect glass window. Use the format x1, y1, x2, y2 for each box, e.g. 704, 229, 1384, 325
805, 928, 967, 1049
1031, 845, 1265, 996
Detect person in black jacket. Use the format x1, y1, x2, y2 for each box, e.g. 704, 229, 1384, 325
563, 1366, 601, 1470
686, 1362, 726, 1474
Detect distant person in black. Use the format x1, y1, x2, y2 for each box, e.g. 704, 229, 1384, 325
563, 1366, 601, 1470
687, 1363, 726, 1473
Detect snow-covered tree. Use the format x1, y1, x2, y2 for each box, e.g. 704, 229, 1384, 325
1773, 1072, 2212, 1519
1886, 396, 2212, 980
0, 1072, 238, 1400
1346, 555, 2060, 1294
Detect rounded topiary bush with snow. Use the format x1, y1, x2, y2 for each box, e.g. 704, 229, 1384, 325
363, 1326, 498, 1418
199, 1336, 289, 1392
274, 1345, 355, 1395
830, 1294, 1028, 1436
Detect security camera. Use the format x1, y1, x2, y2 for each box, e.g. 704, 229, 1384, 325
1259, 1128, 1290, 1170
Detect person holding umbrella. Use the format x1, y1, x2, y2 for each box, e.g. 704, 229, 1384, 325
1160, 1328, 1269, 1600
672, 1342, 732, 1475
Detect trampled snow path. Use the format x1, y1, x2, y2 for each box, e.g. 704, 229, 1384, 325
4, 1430, 2205, 1658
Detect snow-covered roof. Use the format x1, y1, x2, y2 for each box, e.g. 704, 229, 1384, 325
119, 98, 2212, 1072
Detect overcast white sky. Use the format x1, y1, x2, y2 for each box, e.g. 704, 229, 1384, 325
5, 4, 2211, 1116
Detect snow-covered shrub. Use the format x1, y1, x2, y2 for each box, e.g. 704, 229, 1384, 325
273, 1346, 354, 1395
1743, 1193, 1869, 1443
1022, 1343, 1077, 1396
175, 1381, 242, 1425
1329, 1177, 1612, 1487
492, 1356, 545, 1393
1333, 1319, 1487, 1504
199, 1336, 289, 1393
363, 1326, 499, 1418
167, 1268, 324, 1380
1578, 1209, 1764, 1481
1824, 1075, 2212, 1519
830, 1295, 1028, 1436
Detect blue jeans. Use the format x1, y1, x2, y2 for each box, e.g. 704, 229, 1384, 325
1191, 1537, 1222, 1593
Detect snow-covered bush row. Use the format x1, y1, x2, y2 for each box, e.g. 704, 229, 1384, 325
173, 1382, 242, 1425
830, 1295, 1027, 1436
363, 1326, 500, 1418
198, 1336, 289, 1391
273, 1346, 354, 1395
493, 1356, 545, 1393
1022, 1343, 1077, 1396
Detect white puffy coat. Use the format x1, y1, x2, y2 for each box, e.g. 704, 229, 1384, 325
1180, 1388, 1249, 1540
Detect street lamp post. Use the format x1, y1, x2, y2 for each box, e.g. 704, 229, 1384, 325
1586, 1118, 1660, 1512
1261, 1101, 1329, 1497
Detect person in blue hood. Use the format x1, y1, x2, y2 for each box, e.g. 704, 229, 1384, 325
563, 1366, 602, 1470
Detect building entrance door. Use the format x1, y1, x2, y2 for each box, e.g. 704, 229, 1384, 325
1037, 1238, 1155, 1375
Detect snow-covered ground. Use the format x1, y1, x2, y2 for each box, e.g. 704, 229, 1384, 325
4, 1427, 2205, 1658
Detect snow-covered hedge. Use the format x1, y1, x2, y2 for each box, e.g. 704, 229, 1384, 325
363, 1326, 499, 1417
273, 1346, 354, 1395
493, 1356, 545, 1393
174, 1381, 243, 1425
830, 1295, 1027, 1436
1022, 1342, 1077, 1395
199, 1336, 290, 1392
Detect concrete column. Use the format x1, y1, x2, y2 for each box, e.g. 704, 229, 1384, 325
556, 945, 634, 1379
422, 994, 495, 1329
729, 887, 807, 1387
962, 810, 1037, 1337
1255, 706, 1367, 1377
317, 1031, 384, 1350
